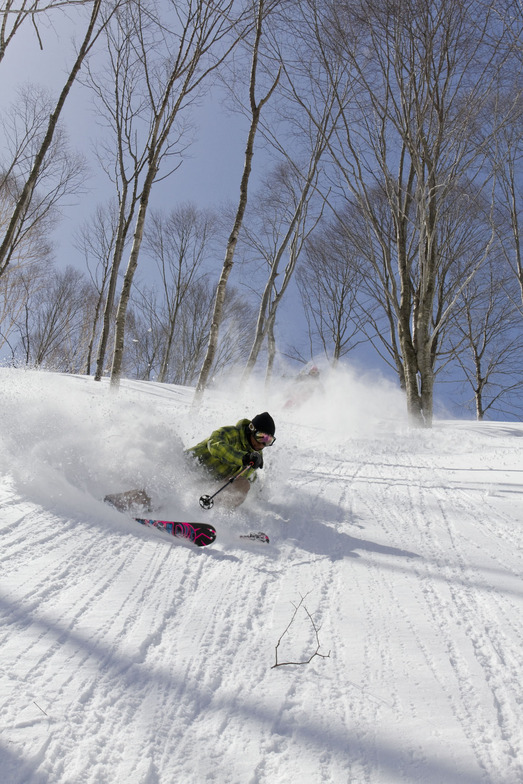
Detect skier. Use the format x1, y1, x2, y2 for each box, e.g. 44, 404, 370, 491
186, 411, 276, 508
104, 411, 276, 513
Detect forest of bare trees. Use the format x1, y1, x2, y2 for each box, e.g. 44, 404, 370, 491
1, 0, 522, 424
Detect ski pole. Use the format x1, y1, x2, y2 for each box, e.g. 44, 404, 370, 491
199, 464, 251, 510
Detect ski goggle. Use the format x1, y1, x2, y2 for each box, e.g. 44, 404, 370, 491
254, 430, 276, 446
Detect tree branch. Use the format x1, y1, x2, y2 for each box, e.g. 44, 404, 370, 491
271, 593, 330, 669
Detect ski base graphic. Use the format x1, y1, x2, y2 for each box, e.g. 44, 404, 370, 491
135, 519, 217, 547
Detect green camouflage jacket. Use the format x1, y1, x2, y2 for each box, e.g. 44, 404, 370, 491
186, 418, 261, 481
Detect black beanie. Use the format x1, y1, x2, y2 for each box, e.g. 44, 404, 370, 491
251, 412, 275, 436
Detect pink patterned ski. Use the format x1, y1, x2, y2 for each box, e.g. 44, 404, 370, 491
135, 519, 217, 547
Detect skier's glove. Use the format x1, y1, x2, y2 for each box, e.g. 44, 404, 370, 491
242, 451, 262, 469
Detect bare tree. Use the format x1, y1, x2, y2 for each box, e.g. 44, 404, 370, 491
143, 204, 218, 382
85, 0, 157, 382
74, 201, 121, 374
303, 0, 515, 425
447, 262, 523, 420
172, 278, 215, 384
239, 159, 326, 384
125, 286, 164, 380
92, 0, 251, 389
193, 0, 281, 406
330, 180, 502, 398
128, 275, 256, 384
0, 83, 86, 266
487, 90, 523, 310
0, 0, 108, 277
13, 265, 87, 368
212, 286, 258, 378
0, 258, 53, 358
296, 217, 364, 364
0, 166, 55, 354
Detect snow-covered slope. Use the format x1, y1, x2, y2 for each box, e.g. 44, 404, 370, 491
0, 368, 521, 784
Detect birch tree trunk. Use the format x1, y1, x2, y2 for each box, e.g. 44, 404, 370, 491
94, 188, 135, 380
111, 167, 156, 387
193, 0, 280, 407
239, 138, 329, 386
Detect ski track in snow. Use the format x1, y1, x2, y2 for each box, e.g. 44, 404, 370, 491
0, 371, 522, 784
349, 446, 523, 784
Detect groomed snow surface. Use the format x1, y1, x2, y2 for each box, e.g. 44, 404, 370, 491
0, 368, 522, 784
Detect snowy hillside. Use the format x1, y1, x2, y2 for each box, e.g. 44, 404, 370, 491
0, 368, 522, 784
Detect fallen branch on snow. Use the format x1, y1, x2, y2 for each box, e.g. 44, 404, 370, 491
271, 593, 331, 669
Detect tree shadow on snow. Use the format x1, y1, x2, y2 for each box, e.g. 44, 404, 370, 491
270, 492, 420, 561
286, 517, 420, 561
